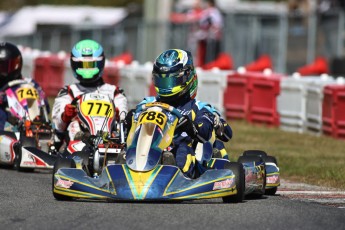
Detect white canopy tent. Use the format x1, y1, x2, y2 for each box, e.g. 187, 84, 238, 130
0, 5, 128, 38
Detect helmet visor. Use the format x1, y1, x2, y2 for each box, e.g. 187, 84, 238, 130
153, 71, 189, 90
0, 57, 21, 75
72, 56, 103, 80
72, 56, 103, 69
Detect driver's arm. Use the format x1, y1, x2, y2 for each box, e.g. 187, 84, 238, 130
113, 87, 128, 121
193, 108, 214, 142
52, 86, 73, 132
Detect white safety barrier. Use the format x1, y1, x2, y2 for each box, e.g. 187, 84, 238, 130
305, 74, 336, 135
16, 47, 345, 141
278, 74, 320, 133
119, 62, 153, 110
196, 68, 232, 117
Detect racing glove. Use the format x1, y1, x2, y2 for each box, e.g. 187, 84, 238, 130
213, 113, 224, 138
178, 115, 199, 139
61, 104, 77, 123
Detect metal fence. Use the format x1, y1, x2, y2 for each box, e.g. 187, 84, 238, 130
3, 10, 345, 74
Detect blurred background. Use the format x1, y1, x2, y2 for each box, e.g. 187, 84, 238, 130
0, 0, 344, 75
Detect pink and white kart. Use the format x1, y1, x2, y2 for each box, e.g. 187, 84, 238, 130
58, 92, 125, 177
0, 80, 56, 171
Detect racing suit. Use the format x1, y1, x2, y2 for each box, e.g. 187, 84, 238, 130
52, 80, 128, 133
208, 105, 233, 160
0, 78, 49, 131
134, 95, 214, 178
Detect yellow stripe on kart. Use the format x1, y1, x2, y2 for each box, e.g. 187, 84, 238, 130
53, 187, 109, 199
55, 174, 112, 194
172, 187, 237, 200
105, 167, 117, 195
123, 165, 163, 200
163, 175, 235, 196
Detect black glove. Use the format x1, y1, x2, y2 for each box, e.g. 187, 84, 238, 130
124, 109, 135, 131
213, 113, 224, 138
178, 115, 199, 138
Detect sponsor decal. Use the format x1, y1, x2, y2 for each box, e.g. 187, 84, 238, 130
267, 175, 280, 184
56, 179, 74, 189
23, 153, 35, 165
213, 178, 234, 190
90, 94, 105, 100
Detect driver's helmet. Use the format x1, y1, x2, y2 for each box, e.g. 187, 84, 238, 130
70, 39, 105, 84
0, 42, 23, 88
152, 49, 198, 103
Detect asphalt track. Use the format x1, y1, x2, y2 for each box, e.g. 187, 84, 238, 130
1, 168, 344, 230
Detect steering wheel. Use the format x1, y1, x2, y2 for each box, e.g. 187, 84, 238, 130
139, 102, 206, 143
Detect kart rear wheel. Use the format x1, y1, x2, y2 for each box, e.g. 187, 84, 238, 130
242, 150, 267, 158
265, 155, 278, 165
238, 155, 266, 198
222, 162, 245, 203
264, 156, 278, 196
265, 187, 278, 196
52, 157, 76, 201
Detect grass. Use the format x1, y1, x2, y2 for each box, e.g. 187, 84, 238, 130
226, 120, 345, 190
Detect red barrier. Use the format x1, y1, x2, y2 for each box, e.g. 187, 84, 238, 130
223, 72, 249, 119
246, 72, 285, 126
103, 64, 120, 86
322, 84, 345, 139
110, 52, 133, 65
34, 55, 64, 97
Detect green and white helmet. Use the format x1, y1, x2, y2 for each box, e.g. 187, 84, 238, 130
70, 39, 105, 83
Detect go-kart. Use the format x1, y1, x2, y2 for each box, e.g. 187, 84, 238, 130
57, 92, 126, 178
0, 80, 56, 171
53, 101, 248, 202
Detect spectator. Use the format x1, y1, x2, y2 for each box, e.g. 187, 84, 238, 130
196, 0, 224, 66
170, 0, 204, 59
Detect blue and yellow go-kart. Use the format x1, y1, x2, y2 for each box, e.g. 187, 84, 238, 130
52, 102, 245, 202
52, 102, 279, 202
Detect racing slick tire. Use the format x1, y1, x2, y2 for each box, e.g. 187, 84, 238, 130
52, 157, 76, 201
242, 150, 267, 158
264, 155, 278, 196
238, 155, 266, 198
13, 137, 36, 172
222, 162, 245, 203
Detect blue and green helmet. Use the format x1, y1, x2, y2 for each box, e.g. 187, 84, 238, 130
70, 39, 105, 83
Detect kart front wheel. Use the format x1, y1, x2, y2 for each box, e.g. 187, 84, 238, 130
222, 162, 245, 203
52, 158, 76, 201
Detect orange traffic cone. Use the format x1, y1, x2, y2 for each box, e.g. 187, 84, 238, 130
297, 56, 329, 76
245, 54, 273, 72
